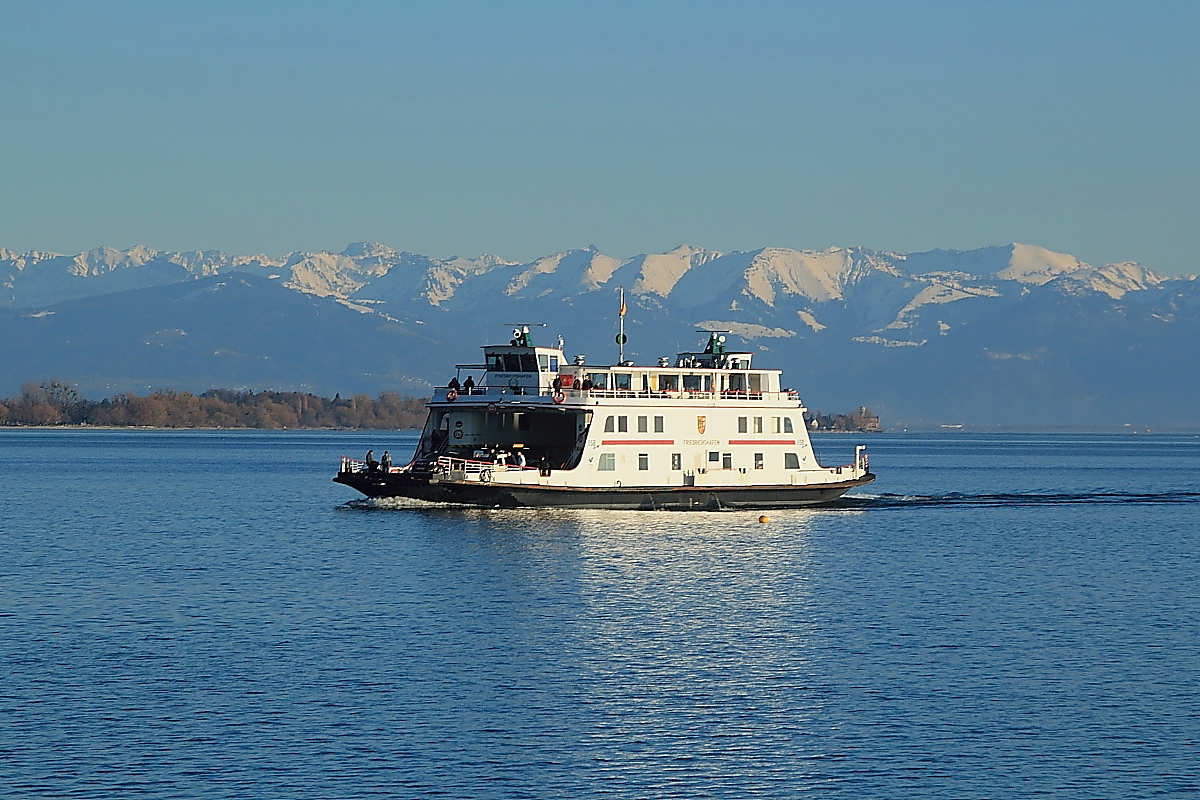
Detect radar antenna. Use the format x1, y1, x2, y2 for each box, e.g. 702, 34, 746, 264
502, 323, 546, 347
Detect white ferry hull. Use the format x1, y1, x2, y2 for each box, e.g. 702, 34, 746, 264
335, 469, 875, 510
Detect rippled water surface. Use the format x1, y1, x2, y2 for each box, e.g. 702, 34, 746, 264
2, 430, 1198, 798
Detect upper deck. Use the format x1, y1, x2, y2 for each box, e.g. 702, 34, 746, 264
437, 328, 801, 408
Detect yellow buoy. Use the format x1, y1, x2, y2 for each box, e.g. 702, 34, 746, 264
758, 515, 769, 524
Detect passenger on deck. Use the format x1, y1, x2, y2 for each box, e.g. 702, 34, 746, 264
448, 376, 461, 392
381, 451, 391, 471
462, 375, 475, 395
365, 449, 378, 473
581, 377, 593, 391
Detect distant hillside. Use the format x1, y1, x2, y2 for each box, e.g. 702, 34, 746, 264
0, 381, 426, 429
2, 241, 1197, 428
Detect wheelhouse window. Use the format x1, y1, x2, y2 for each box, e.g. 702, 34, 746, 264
598, 453, 616, 471
683, 375, 704, 392
588, 373, 609, 389
614, 373, 632, 391
659, 375, 679, 392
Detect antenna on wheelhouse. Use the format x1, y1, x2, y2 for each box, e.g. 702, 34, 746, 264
502, 322, 546, 347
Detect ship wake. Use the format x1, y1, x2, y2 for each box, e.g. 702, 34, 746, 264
839, 491, 1200, 509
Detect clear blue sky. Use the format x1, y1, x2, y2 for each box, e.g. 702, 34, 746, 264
2, 1, 1197, 274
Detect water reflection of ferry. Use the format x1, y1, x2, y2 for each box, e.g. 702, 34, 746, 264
335, 327, 874, 510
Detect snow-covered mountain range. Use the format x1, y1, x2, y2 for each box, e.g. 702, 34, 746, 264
2, 242, 1197, 427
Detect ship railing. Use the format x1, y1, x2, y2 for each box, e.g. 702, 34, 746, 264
436, 385, 801, 403
809, 447, 869, 482
434, 455, 541, 480
339, 456, 401, 474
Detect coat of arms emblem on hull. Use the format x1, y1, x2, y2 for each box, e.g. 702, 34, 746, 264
697, 415, 706, 434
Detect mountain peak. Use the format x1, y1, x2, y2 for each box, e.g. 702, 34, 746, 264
997, 243, 1088, 284
340, 242, 398, 259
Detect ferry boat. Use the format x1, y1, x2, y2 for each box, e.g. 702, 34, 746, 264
335, 326, 875, 510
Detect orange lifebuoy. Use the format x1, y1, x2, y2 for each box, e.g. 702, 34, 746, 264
552, 391, 565, 404
446, 388, 458, 401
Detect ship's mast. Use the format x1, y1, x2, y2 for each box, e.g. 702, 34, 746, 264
617, 286, 626, 363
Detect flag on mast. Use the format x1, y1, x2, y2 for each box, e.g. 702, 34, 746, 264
619, 288, 626, 317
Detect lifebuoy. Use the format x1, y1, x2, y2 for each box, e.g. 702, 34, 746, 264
445, 388, 458, 402
552, 391, 565, 404
479, 468, 492, 483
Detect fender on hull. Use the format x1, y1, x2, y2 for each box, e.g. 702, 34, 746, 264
334, 471, 875, 510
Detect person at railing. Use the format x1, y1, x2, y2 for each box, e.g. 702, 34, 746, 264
381, 451, 392, 472
448, 376, 461, 392
365, 450, 378, 473
462, 375, 475, 395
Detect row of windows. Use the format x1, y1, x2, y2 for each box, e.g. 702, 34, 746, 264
598, 452, 804, 471
603, 415, 665, 433
486, 353, 561, 373
737, 416, 794, 434
603, 415, 795, 434
584, 373, 765, 392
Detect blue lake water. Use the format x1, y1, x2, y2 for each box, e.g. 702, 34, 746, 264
2, 430, 1198, 798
